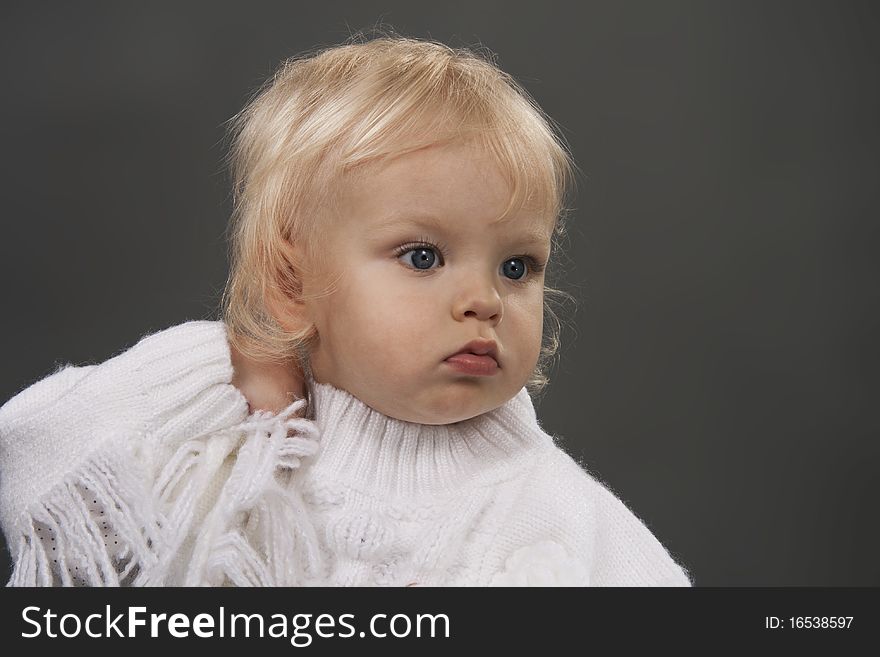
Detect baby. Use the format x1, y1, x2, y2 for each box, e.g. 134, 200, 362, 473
0, 34, 692, 586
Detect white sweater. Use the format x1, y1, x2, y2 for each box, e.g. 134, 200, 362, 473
0, 320, 692, 587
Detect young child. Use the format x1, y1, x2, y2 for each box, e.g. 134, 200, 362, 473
0, 34, 692, 587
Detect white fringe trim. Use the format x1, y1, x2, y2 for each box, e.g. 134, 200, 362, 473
7, 398, 321, 586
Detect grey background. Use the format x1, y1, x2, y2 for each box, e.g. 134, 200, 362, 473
1, 1, 877, 586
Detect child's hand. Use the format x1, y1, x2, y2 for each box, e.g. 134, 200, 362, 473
229, 341, 307, 416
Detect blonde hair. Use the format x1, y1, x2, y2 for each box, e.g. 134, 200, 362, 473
220, 29, 579, 396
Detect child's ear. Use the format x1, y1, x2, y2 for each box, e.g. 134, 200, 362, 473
265, 239, 313, 334
265, 285, 310, 335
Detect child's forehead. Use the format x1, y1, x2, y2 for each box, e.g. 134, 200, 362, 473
349, 145, 501, 195
340, 141, 554, 212
369, 210, 555, 245
337, 185, 552, 232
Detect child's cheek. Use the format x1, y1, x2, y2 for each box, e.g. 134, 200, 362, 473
361, 308, 424, 368
353, 288, 438, 371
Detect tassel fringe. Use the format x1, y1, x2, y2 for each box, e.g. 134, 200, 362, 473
7, 397, 321, 586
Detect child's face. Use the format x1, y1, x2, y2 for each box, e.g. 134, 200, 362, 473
301, 140, 554, 424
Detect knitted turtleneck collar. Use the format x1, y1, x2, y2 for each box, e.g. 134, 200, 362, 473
300, 375, 554, 498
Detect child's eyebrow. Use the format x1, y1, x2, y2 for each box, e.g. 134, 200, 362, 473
372, 213, 551, 248
370, 212, 453, 236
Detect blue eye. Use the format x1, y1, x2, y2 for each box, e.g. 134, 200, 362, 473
404, 247, 437, 270
393, 238, 546, 283
502, 258, 527, 280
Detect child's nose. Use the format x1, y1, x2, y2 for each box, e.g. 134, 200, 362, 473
450, 278, 503, 324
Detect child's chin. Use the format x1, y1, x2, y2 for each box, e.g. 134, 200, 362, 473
362, 381, 509, 425
409, 401, 502, 426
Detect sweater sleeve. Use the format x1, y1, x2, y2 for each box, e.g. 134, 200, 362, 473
487, 447, 693, 587
587, 469, 693, 587
0, 320, 251, 585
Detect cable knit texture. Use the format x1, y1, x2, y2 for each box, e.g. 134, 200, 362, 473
0, 320, 693, 586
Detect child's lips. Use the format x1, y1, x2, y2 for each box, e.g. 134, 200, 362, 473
444, 338, 499, 363
444, 353, 499, 376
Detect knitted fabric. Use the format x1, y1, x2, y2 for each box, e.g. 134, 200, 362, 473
0, 321, 692, 586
